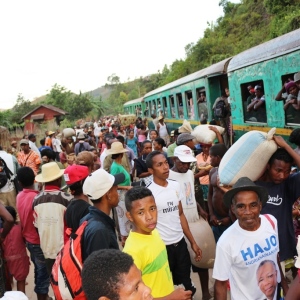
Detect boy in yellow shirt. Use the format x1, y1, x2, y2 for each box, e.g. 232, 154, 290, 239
123, 186, 192, 300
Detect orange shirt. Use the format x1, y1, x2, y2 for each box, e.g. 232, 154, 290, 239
196, 153, 210, 185
18, 150, 41, 175
45, 137, 52, 148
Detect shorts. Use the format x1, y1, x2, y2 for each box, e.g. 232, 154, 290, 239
6, 256, 30, 281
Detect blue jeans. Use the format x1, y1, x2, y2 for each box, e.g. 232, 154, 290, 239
26, 242, 50, 295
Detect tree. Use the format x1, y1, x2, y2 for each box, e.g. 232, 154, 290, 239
45, 84, 73, 110
66, 92, 93, 121
10, 94, 36, 124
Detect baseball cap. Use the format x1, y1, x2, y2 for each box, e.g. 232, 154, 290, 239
20, 139, 29, 145
176, 133, 195, 145
174, 145, 196, 163
64, 165, 89, 185
83, 169, 125, 201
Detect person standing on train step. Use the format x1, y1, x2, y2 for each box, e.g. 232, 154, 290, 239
146, 151, 202, 296
157, 116, 170, 146
256, 135, 300, 278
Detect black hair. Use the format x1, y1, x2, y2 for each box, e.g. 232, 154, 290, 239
111, 153, 122, 160
116, 135, 125, 144
82, 249, 134, 300
125, 186, 153, 211
146, 150, 164, 168
209, 119, 217, 125
40, 149, 56, 160
289, 128, 300, 146
150, 129, 158, 136
40, 138, 45, 146
68, 180, 85, 196
17, 167, 35, 187
140, 124, 145, 130
141, 140, 152, 149
209, 144, 227, 158
154, 137, 166, 148
269, 148, 293, 165
5, 206, 16, 222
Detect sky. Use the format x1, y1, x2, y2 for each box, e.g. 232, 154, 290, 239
0, 0, 240, 109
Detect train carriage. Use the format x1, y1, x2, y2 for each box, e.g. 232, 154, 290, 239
123, 28, 300, 140
228, 28, 300, 140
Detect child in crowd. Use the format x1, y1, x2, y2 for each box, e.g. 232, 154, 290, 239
1, 206, 30, 293
123, 186, 192, 300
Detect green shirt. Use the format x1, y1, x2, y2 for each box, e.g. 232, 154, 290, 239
110, 161, 131, 186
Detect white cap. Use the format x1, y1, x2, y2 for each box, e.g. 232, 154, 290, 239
83, 169, 125, 200
1, 291, 28, 300
174, 145, 196, 163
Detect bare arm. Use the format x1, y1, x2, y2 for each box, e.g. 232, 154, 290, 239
209, 126, 224, 144
214, 280, 228, 300
275, 86, 286, 101
154, 288, 192, 300
178, 201, 202, 261
208, 169, 218, 226
0, 203, 14, 242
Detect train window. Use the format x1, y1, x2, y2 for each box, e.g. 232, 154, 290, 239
162, 97, 168, 116
184, 91, 195, 120
169, 95, 176, 118
144, 103, 150, 117
280, 74, 300, 124
241, 81, 267, 123
151, 100, 156, 115
196, 88, 208, 122
176, 93, 184, 118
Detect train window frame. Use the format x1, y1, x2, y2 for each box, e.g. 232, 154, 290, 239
195, 87, 208, 122
162, 96, 168, 117
176, 93, 184, 119
241, 81, 267, 124
280, 73, 300, 125
184, 90, 194, 120
169, 95, 176, 118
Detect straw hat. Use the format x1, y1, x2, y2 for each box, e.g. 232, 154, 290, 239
106, 142, 128, 155
35, 162, 64, 183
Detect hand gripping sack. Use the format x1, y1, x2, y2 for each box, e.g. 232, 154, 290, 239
219, 128, 277, 186
51, 221, 88, 300
184, 218, 216, 268
192, 125, 224, 144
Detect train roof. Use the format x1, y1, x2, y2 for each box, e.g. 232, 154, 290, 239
144, 57, 231, 98
228, 28, 300, 72
124, 97, 144, 106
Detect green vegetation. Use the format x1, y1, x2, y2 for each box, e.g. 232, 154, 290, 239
1, 0, 299, 122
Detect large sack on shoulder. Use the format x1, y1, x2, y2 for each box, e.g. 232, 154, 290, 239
179, 120, 193, 133
118, 114, 136, 127
219, 128, 277, 186
184, 218, 216, 268
62, 128, 75, 138
192, 125, 224, 144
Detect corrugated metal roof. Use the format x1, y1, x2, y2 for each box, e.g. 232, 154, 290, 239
144, 57, 231, 98
124, 97, 144, 106
228, 28, 300, 72
22, 104, 68, 120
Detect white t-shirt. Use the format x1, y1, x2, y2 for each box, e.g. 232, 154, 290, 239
100, 149, 107, 169
168, 170, 199, 223
147, 179, 183, 245
213, 214, 280, 300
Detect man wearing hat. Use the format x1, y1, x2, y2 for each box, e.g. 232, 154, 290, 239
33, 162, 73, 274
18, 139, 41, 176
74, 132, 91, 156
213, 177, 286, 300
45, 131, 55, 149
80, 169, 125, 261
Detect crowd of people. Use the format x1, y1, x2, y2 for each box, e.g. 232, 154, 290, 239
0, 110, 300, 300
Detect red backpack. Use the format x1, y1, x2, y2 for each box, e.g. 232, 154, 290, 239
51, 221, 88, 300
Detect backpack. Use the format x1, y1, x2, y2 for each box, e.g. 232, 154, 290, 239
0, 157, 12, 189
51, 221, 88, 300
214, 99, 228, 118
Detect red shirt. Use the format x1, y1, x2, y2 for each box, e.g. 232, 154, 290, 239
16, 188, 40, 244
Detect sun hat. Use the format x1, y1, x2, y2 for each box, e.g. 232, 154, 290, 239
285, 81, 297, 93
176, 133, 195, 145
174, 145, 197, 163
294, 72, 300, 83
77, 132, 86, 140
106, 142, 128, 155
64, 165, 89, 185
48, 131, 55, 136
19, 139, 29, 145
35, 162, 64, 183
223, 177, 268, 208
83, 169, 125, 200
158, 115, 164, 120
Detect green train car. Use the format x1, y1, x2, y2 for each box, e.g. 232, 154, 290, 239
124, 28, 300, 139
